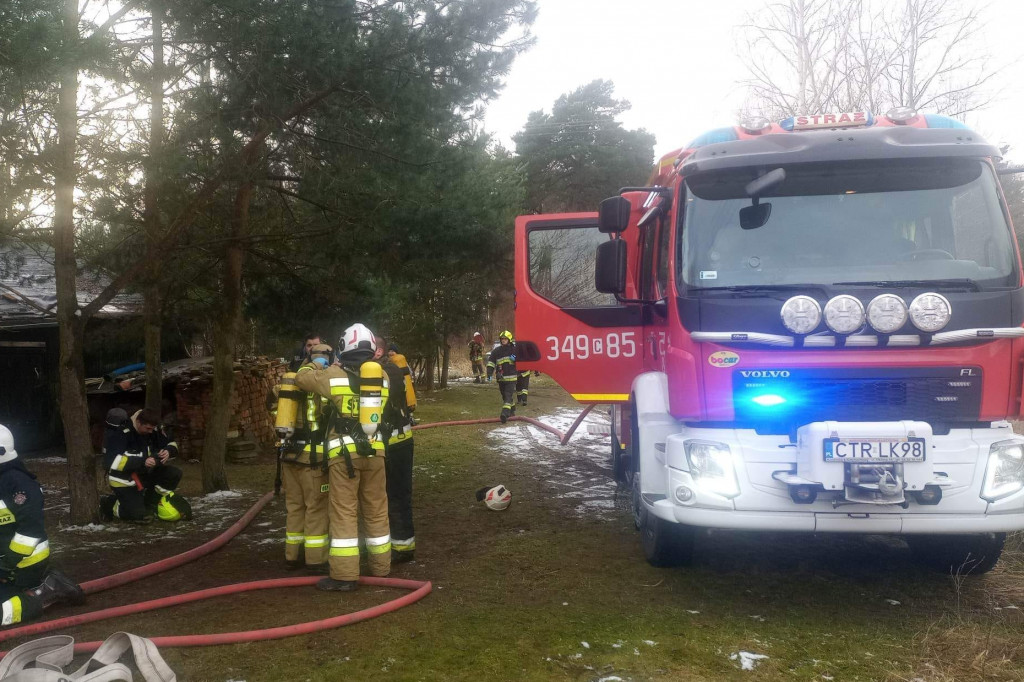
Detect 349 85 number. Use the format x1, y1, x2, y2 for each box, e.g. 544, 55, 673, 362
545, 332, 636, 361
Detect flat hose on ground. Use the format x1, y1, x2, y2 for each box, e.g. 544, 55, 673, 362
0, 413, 584, 656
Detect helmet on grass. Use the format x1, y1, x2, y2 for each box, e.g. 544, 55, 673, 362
476, 484, 512, 511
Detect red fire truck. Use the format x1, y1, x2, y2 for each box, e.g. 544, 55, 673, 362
514, 109, 1024, 572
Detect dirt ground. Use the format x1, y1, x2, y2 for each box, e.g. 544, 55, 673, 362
14, 377, 1024, 681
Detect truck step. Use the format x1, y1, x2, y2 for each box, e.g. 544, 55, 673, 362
587, 425, 611, 436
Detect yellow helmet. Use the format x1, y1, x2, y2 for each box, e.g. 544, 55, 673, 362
156, 492, 192, 522
499, 330, 513, 342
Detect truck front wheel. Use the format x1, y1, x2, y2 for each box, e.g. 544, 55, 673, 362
641, 512, 695, 568
906, 533, 1006, 575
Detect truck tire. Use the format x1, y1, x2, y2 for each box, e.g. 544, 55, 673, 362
906, 533, 1006, 575
641, 512, 695, 568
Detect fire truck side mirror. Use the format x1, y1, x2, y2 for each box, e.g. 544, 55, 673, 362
598, 196, 631, 233
595, 239, 627, 294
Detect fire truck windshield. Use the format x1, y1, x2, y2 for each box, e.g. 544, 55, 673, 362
680, 158, 1016, 292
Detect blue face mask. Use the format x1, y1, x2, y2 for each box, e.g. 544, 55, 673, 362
312, 357, 329, 369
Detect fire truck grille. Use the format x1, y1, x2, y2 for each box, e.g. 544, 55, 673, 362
732, 367, 982, 425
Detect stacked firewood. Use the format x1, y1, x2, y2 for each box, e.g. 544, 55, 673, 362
173, 358, 287, 460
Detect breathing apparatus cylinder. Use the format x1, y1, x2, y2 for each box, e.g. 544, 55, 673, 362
274, 372, 302, 438
359, 361, 384, 436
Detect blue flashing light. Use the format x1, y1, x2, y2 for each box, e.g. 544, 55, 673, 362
779, 117, 795, 132
750, 394, 787, 407
687, 127, 740, 148
923, 114, 969, 129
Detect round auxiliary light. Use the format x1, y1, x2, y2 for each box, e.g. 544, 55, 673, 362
780, 295, 822, 335
740, 116, 772, 134
886, 106, 918, 124
823, 295, 865, 334
866, 294, 908, 334
909, 292, 952, 332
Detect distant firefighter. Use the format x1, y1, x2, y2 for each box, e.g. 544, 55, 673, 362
487, 330, 518, 423
469, 332, 485, 383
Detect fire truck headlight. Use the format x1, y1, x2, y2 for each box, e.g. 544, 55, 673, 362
780, 295, 821, 334
684, 440, 740, 498
866, 294, 908, 334
823, 295, 865, 334
909, 293, 952, 333
982, 440, 1024, 502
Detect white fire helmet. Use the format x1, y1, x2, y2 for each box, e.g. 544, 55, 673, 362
0, 425, 17, 464
479, 484, 512, 511
340, 323, 376, 355
473, 331, 483, 340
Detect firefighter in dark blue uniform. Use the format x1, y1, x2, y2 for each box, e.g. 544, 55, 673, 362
0, 425, 83, 626
487, 330, 518, 423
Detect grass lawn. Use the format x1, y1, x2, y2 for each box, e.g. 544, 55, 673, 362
23, 376, 1024, 681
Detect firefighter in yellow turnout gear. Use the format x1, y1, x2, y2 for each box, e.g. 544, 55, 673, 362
275, 344, 332, 572
294, 324, 391, 591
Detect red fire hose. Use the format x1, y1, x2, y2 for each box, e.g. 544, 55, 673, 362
0, 411, 589, 657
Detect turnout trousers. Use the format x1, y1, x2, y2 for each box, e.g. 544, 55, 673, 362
111, 466, 183, 521
282, 461, 329, 566
327, 456, 391, 581
516, 371, 530, 404
385, 438, 415, 557
499, 380, 517, 411
471, 360, 485, 381
0, 562, 47, 626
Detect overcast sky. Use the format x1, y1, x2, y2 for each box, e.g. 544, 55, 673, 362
483, 0, 1024, 163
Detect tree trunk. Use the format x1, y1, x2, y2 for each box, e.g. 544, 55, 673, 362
143, 0, 165, 413
419, 352, 435, 392
200, 171, 254, 492
55, 0, 98, 524
440, 342, 450, 389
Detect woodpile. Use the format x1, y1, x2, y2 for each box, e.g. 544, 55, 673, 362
173, 357, 286, 461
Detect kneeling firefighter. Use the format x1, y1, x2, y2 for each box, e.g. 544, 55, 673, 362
0, 425, 83, 626
294, 324, 391, 592
274, 343, 332, 572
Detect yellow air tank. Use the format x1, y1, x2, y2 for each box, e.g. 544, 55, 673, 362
275, 372, 302, 437
390, 353, 417, 411
359, 361, 385, 436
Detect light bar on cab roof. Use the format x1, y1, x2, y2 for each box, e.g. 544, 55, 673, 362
781, 111, 873, 131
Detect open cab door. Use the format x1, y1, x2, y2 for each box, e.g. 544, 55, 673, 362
514, 213, 643, 404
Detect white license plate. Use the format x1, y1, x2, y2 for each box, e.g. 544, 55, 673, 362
823, 437, 926, 462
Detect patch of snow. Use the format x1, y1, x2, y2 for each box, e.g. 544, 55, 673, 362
581, 641, 590, 649
202, 490, 244, 501
486, 408, 619, 520
730, 651, 769, 671
885, 599, 901, 606
27, 457, 69, 465
562, 602, 569, 606
686, 610, 700, 614
642, 640, 656, 646
611, 642, 622, 649
750, 615, 766, 622
597, 677, 623, 682
569, 653, 582, 660
822, 675, 834, 681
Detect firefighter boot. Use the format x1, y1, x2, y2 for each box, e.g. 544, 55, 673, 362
285, 559, 303, 571
500, 407, 510, 423
99, 494, 116, 521
317, 577, 358, 592
392, 550, 415, 564
27, 569, 85, 609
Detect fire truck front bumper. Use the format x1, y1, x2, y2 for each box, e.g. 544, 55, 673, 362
649, 422, 1024, 534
